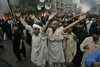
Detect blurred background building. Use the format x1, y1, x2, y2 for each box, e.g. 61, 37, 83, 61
0, 0, 100, 15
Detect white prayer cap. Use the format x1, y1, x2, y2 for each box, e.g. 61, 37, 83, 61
32, 24, 41, 29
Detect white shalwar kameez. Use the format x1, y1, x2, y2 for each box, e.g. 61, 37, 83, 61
26, 25, 48, 67
47, 28, 65, 67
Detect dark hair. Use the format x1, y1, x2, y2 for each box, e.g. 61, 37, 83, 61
91, 28, 100, 35
62, 21, 67, 24
12, 24, 18, 27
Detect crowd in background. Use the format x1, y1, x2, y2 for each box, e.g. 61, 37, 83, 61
0, 11, 100, 67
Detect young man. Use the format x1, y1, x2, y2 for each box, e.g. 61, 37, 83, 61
12, 24, 26, 62
25, 11, 40, 46
73, 21, 88, 67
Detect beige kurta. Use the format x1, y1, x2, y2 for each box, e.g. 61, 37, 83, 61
47, 28, 65, 64
64, 32, 77, 63
80, 37, 100, 67
59, 27, 77, 63
26, 25, 48, 66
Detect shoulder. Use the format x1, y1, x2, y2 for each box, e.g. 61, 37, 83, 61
85, 37, 92, 40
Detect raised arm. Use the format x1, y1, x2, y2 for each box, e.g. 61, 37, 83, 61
29, 14, 40, 23
63, 14, 87, 33
67, 14, 80, 22
15, 12, 28, 27
42, 11, 57, 32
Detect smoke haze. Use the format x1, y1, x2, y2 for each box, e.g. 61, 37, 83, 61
75, 0, 100, 13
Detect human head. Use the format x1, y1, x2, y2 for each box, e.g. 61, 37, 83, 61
50, 20, 59, 31
62, 21, 68, 28
32, 23, 42, 35
12, 24, 18, 31
91, 28, 100, 40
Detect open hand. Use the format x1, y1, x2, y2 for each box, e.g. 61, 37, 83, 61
15, 12, 22, 18
93, 61, 100, 67
48, 11, 57, 21
29, 14, 36, 19
73, 13, 80, 18
84, 45, 90, 50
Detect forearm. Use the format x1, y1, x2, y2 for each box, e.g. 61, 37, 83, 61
19, 39, 23, 49
32, 17, 40, 23
67, 18, 73, 22
19, 17, 28, 27
42, 20, 50, 32
63, 19, 81, 32
67, 16, 75, 22
42, 11, 57, 32
67, 14, 79, 22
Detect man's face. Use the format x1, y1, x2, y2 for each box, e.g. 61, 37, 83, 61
51, 21, 59, 31
32, 27, 40, 35
92, 34, 100, 40
13, 26, 18, 31
63, 22, 68, 28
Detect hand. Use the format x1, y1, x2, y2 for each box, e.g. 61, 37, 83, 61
73, 14, 80, 18
15, 12, 22, 18
29, 14, 36, 19
93, 61, 100, 67
48, 11, 57, 21
84, 45, 90, 50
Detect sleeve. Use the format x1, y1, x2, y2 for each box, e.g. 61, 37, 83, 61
85, 50, 99, 67
60, 27, 65, 35
80, 37, 90, 52
41, 31, 47, 37
25, 25, 33, 36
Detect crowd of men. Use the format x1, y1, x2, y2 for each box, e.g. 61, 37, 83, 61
0, 10, 100, 67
